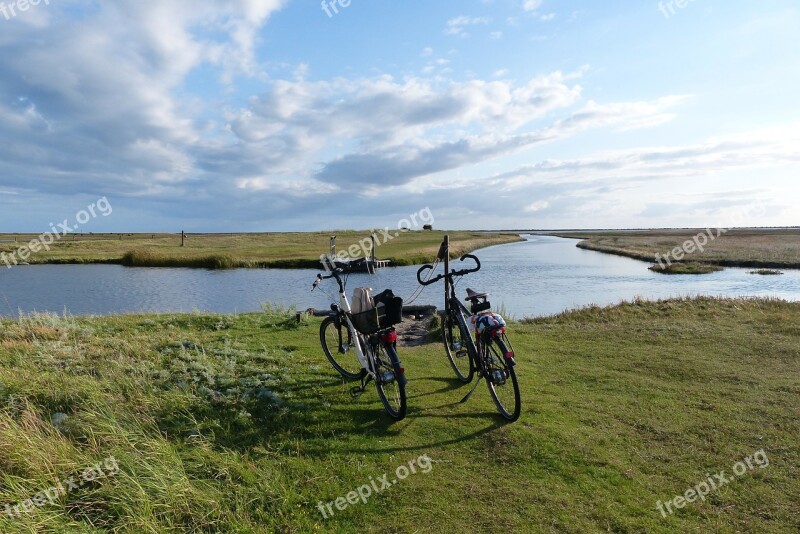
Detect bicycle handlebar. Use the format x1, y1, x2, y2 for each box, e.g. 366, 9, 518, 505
416, 254, 481, 286
312, 269, 345, 291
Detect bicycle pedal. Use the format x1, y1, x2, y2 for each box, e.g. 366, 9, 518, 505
349, 386, 365, 398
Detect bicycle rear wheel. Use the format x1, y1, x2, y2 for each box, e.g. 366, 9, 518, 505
441, 306, 474, 383
374, 342, 407, 420
320, 316, 363, 380
483, 336, 521, 422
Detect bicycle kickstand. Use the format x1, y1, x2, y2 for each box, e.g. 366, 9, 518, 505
459, 376, 483, 404
350, 372, 372, 398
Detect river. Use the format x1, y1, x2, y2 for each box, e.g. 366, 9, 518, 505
0, 235, 798, 318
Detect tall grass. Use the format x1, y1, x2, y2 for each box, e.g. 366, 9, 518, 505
121, 251, 238, 269
2, 297, 797, 531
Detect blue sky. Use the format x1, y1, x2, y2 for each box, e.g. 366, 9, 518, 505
0, 0, 798, 232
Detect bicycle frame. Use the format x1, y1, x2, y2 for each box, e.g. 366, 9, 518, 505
316, 270, 377, 379
446, 287, 478, 356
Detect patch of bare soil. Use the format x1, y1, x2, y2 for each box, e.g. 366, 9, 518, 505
395, 306, 437, 347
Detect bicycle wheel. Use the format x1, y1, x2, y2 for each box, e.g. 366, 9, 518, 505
320, 316, 363, 380
374, 342, 407, 420
441, 306, 475, 383
483, 336, 521, 422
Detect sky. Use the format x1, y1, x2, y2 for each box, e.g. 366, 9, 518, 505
0, 0, 798, 232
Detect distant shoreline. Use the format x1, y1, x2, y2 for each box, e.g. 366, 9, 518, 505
543, 228, 800, 271
0, 231, 523, 270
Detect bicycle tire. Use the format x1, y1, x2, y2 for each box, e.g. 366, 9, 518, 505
374, 342, 407, 420
483, 336, 521, 422
320, 315, 363, 380
441, 306, 475, 383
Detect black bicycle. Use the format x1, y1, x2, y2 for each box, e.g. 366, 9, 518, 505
313, 269, 407, 420
416, 239, 520, 421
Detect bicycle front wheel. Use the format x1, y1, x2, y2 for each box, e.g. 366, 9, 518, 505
483, 336, 521, 422
320, 316, 363, 380
374, 342, 407, 420
441, 307, 474, 383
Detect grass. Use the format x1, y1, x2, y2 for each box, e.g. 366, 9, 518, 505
0, 231, 522, 270
1, 297, 798, 532
649, 262, 724, 275
550, 228, 800, 271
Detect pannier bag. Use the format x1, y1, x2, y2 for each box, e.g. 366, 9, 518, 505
373, 289, 404, 329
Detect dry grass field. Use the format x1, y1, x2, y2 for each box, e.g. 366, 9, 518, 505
550, 229, 800, 270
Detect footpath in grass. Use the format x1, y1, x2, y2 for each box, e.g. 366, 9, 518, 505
0, 297, 798, 532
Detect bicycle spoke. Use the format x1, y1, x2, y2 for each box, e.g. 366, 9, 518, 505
483, 337, 521, 421
320, 316, 362, 380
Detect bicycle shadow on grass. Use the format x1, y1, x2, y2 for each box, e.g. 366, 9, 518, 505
404, 375, 467, 399
301, 411, 507, 456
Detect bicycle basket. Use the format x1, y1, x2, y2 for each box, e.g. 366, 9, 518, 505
350, 308, 380, 334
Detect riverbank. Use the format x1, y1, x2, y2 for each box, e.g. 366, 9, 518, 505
1, 297, 797, 531
0, 231, 522, 270
550, 229, 800, 271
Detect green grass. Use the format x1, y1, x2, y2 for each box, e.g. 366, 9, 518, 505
649, 262, 724, 275
0, 231, 522, 270
551, 229, 800, 272
1, 297, 799, 532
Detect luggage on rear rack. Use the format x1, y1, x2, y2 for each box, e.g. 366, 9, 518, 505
349, 287, 403, 334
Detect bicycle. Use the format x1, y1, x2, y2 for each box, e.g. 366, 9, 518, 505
312, 269, 408, 420
416, 239, 520, 421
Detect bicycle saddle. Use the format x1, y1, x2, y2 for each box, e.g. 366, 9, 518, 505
465, 288, 489, 302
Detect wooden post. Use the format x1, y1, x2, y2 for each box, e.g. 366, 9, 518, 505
181, 230, 186, 247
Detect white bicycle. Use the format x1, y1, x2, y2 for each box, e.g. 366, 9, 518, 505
312, 269, 407, 420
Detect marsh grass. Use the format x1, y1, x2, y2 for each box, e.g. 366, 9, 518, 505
0, 297, 798, 531
749, 269, 784, 275
1, 231, 521, 270
562, 228, 800, 271
649, 262, 724, 275
121, 251, 239, 270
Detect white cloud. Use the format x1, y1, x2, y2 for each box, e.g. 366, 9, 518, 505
523, 0, 543, 12
525, 200, 550, 212
444, 16, 491, 37
495, 124, 800, 190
